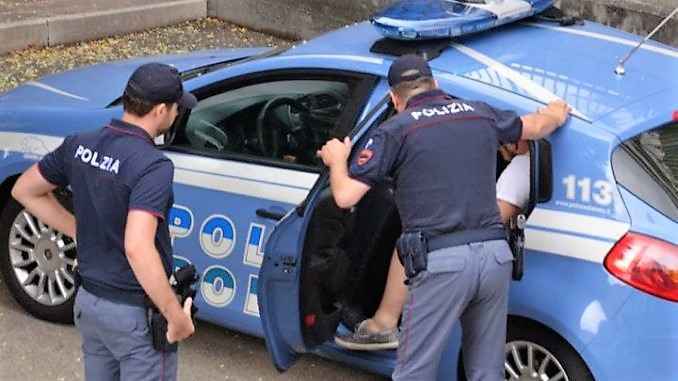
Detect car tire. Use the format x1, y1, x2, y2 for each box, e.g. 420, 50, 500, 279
458, 319, 594, 381
0, 193, 77, 324
504, 319, 594, 381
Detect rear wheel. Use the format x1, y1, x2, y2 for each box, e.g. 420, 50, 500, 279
0, 194, 77, 323
504, 320, 594, 381
458, 319, 594, 381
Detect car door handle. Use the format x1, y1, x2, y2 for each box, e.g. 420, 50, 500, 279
256, 208, 285, 221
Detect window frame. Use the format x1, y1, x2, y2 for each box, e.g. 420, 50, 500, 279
164, 69, 379, 173
612, 122, 678, 222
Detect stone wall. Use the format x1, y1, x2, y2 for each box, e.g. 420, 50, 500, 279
208, 0, 677, 46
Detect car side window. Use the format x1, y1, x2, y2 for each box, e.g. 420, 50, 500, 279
172, 75, 372, 170
612, 123, 678, 221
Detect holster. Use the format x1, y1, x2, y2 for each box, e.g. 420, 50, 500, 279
145, 264, 199, 353
506, 214, 526, 281
147, 308, 178, 352
396, 231, 429, 280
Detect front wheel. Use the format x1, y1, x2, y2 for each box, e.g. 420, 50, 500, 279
0, 195, 77, 323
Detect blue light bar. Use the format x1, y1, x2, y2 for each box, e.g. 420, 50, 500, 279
371, 0, 554, 41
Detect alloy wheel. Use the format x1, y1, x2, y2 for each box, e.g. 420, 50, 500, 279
505, 340, 569, 381
8, 210, 77, 306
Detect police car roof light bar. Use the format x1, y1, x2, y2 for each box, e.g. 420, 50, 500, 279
614, 6, 678, 76
370, 0, 554, 41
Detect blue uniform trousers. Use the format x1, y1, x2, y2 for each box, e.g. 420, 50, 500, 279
73, 287, 178, 381
393, 239, 513, 381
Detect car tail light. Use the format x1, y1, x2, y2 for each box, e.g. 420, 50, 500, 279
604, 232, 678, 302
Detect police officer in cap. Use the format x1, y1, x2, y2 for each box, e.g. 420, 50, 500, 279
318, 55, 570, 380
12, 63, 198, 380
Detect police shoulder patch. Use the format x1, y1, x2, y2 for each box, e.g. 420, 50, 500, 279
357, 149, 374, 166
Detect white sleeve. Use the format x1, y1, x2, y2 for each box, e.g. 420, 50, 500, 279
496, 154, 530, 209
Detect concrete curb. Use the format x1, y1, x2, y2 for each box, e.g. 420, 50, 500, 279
0, 0, 206, 55
0, 18, 49, 54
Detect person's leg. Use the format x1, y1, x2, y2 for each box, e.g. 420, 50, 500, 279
459, 240, 513, 381
121, 347, 178, 381
74, 289, 121, 381
392, 245, 476, 380
335, 249, 407, 350
367, 249, 407, 332
117, 309, 178, 381
114, 307, 178, 381
87, 292, 177, 381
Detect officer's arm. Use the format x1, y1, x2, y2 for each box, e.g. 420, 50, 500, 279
124, 211, 186, 323
11, 164, 76, 238
520, 100, 571, 140
328, 163, 371, 209
318, 137, 372, 208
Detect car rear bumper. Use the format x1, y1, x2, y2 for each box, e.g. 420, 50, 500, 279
585, 290, 678, 380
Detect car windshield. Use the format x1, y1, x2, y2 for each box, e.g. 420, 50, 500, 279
180, 46, 290, 81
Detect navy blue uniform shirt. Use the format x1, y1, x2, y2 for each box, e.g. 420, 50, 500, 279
38, 119, 174, 306
350, 89, 523, 242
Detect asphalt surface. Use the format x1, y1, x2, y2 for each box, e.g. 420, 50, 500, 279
0, 274, 385, 381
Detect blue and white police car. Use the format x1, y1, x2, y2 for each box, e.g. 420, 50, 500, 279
0, 2, 676, 380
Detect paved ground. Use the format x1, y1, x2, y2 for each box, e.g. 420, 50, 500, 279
0, 274, 385, 381
0, 18, 293, 92
0, 0, 173, 23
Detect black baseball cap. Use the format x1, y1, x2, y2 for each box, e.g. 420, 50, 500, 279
124, 63, 197, 109
388, 54, 433, 87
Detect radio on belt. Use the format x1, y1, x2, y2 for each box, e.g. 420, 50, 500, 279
371, 0, 554, 41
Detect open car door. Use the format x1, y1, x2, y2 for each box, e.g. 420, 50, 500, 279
257, 94, 391, 371
507, 139, 553, 280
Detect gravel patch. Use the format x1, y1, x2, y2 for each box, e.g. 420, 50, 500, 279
0, 18, 294, 93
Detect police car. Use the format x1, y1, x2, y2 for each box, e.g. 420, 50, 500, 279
0, 3, 676, 380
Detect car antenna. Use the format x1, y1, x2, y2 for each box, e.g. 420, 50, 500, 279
615, 6, 678, 76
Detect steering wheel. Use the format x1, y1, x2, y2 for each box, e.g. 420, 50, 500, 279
256, 96, 307, 158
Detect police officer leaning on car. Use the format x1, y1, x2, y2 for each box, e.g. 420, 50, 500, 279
318, 55, 571, 381
11, 63, 198, 381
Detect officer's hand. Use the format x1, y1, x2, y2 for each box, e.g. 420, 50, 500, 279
541, 100, 572, 126
317, 137, 352, 167
166, 297, 195, 344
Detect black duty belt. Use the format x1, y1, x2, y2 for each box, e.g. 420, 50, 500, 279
427, 227, 506, 252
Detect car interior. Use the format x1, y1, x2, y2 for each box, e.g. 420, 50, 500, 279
169, 78, 358, 170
